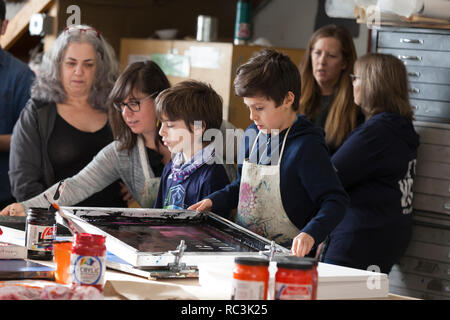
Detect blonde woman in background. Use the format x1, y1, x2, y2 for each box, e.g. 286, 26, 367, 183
299, 24, 363, 155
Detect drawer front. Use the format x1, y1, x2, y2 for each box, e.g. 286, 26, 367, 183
414, 124, 450, 145
414, 176, 450, 198
413, 210, 450, 228
406, 66, 450, 85
379, 31, 450, 51
410, 224, 450, 246
404, 241, 449, 263
392, 256, 450, 279
410, 99, 450, 121
378, 48, 450, 68
409, 83, 450, 102
416, 160, 450, 180
413, 193, 450, 215
389, 270, 450, 298
417, 144, 450, 164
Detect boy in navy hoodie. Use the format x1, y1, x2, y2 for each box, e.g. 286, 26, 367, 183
189, 49, 349, 253
154, 80, 231, 217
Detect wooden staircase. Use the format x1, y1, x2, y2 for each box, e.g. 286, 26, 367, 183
1, 0, 54, 50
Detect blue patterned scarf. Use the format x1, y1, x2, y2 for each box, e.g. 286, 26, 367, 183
169, 144, 216, 183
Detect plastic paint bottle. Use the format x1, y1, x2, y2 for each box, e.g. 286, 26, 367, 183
232, 256, 269, 300
53, 240, 73, 284
275, 258, 316, 300
70, 233, 106, 291
25, 207, 56, 260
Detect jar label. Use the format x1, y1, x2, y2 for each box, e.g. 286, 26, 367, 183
236, 23, 251, 39
71, 254, 105, 285
275, 283, 313, 300
231, 279, 265, 300
25, 224, 56, 251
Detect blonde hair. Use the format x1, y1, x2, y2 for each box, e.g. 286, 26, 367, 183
299, 24, 358, 150
355, 53, 414, 121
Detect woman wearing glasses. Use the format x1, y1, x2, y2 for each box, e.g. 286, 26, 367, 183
299, 24, 363, 155
1, 60, 236, 216
311, 53, 420, 273
8, 24, 126, 207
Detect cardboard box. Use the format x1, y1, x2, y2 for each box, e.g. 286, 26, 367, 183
0, 242, 27, 260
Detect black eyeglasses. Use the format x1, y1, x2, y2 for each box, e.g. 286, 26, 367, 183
349, 74, 361, 81
113, 94, 155, 113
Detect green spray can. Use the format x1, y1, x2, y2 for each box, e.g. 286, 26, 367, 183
234, 0, 251, 45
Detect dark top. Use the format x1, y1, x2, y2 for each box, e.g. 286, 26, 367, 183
324, 112, 420, 273
146, 147, 164, 177
0, 48, 35, 201
313, 94, 334, 128
47, 113, 125, 207
208, 115, 349, 246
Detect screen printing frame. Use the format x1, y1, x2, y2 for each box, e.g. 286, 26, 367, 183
59, 207, 290, 269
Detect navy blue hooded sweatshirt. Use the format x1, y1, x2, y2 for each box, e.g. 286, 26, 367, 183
324, 112, 420, 273
209, 114, 349, 247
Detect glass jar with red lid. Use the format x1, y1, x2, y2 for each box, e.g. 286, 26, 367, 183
70, 233, 106, 291
275, 257, 317, 300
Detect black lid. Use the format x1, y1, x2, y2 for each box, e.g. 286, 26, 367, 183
235, 256, 269, 267
27, 207, 55, 218
275, 256, 315, 270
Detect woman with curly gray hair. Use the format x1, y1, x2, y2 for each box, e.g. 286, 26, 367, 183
8, 24, 126, 208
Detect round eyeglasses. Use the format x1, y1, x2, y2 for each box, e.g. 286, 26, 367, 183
113, 94, 155, 113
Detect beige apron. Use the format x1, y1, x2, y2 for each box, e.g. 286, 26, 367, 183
236, 127, 300, 246
137, 135, 161, 208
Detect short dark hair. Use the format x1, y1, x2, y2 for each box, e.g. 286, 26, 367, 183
233, 49, 301, 111
0, 0, 5, 22
155, 80, 223, 133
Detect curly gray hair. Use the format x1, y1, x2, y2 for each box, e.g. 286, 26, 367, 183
31, 24, 119, 111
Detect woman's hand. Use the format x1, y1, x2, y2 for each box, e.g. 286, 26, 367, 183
119, 182, 134, 202
291, 232, 315, 257
188, 199, 213, 212
0, 203, 26, 216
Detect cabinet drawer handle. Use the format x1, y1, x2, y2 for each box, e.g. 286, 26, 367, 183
408, 71, 421, 78
398, 55, 422, 61
445, 202, 450, 210
411, 105, 419, 111
400, 38, 423, 44
409, 88, 420, 94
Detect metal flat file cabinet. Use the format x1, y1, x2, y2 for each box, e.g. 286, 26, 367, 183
375, 27, 450, 123
372, 26, 450, 299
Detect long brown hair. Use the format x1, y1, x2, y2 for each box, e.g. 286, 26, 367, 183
299, 24, 358, 150
108, 61, 171, 152
356, 53, 414, 121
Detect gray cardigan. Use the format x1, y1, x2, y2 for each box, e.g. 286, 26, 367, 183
10, 99, 59, 201
21, 139, 154, 210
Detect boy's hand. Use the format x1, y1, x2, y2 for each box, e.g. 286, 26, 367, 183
0, 203, 26, 216
188, 199, 213, 212
291, 232, 315, 257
